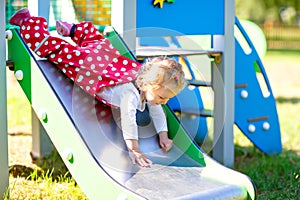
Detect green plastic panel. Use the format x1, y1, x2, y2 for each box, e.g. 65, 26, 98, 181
104, 27, 135, 60
163, 105, 206, 166
7, 28, 32, 102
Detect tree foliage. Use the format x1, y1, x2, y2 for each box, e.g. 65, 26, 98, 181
236, 0, 300, 25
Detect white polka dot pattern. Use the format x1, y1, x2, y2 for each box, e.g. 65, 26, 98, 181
20, 17, 142, 106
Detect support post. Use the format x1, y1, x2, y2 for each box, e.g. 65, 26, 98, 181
28, 0, 50, 19
29, 0, 53, 159
31, 110, 53, 159
0, 0, 9, 197
212, 0, 235, 167
111, 0, 137, 53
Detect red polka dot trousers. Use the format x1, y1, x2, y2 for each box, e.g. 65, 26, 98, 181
19, 16, 141, 103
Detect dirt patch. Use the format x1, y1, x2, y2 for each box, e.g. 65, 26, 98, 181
8, 134, 36, 168
9, 164, 43, 178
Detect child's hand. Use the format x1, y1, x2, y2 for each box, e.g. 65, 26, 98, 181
159, 131, 173, 152
125, 139, 152, 168
129, 150, 152, 168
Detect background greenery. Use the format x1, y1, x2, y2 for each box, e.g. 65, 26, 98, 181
4, 1, 300, 199
236, 0, 300, 25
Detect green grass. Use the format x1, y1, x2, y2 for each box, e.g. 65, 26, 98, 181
6, 171, 86, 200
5, 148, 87, 199
232, 50, 300, 200
233, 98, 300, 200
4, 51, 300, 199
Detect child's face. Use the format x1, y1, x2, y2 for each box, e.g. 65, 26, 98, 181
145, 86, 176, 106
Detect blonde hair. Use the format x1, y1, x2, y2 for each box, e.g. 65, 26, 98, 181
135, 57, 187, 94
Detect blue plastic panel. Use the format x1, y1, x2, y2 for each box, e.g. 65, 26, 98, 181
168, 86, 208, 142
234, 18, 282, 154
137, 0, 224, 37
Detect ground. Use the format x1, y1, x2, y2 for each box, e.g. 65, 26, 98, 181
6, 50, 300, 177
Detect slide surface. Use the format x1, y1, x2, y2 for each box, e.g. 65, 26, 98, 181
8, 28, 256, 200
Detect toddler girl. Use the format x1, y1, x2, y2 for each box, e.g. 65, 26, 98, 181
10, 8, 187, 168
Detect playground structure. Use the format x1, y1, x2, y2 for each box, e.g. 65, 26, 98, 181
135, 17, 282, 155
111, 0, 281, 162
0, 0, 282, 199
2, 24, 257, 200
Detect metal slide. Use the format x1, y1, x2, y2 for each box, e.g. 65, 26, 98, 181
7, 28, 256, 200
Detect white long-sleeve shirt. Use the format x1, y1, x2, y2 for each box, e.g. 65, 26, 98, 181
96, 82, 168, 140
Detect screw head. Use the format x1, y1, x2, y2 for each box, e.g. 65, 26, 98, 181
241, 90, 248, 99
248, 124, 256, 133
14, 70, 23, 80
262, 122, 270, 131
